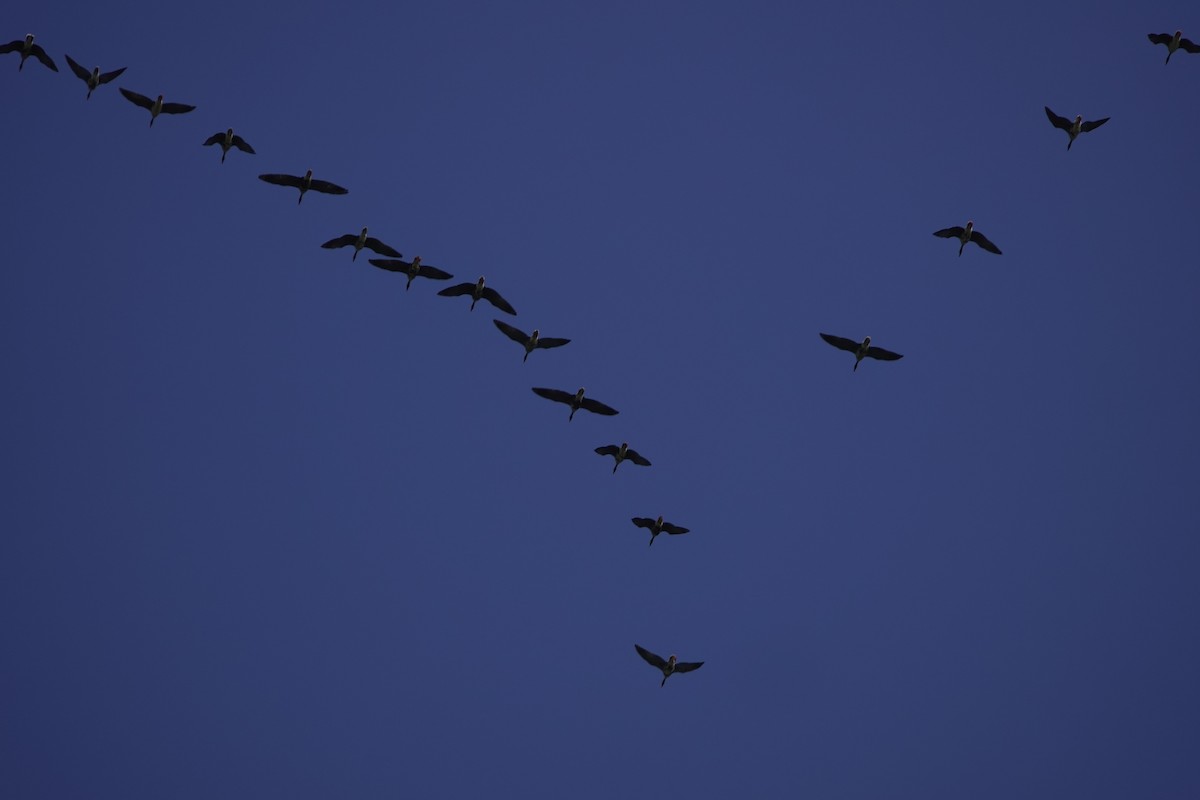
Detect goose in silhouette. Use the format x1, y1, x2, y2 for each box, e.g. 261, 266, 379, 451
258, 170, 348, 204
321, 228, 401, 261
438, 277, 516, 315
933, 220, 1002, 256
367, 256, 453, 290
493, 320, 570, 362
1, 34, 57, 72
531, 387, 618, 421
820, 333, 903, 372
119, 88, 196, 127
1044, 106, 1109, 150
635, 644, 703, 687
202, 128, 255, 163
595, 442, 651, 474
632, 515, 689, 546
1148, 30, 1200, 63
64, 54, 124, 98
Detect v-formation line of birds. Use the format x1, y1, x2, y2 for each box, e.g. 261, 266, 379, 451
5, 26, 1196, 687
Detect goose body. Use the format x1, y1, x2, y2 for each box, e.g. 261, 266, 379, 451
1148, 30, 1200, 63
635, 644, 703, 687
595, 442, 651, 474
631, 515, 689, 546
321, 227, 401, 261
0, 34, 57, 72
1044, 106, 1109, 150
202, 128, 256, 163
820, 333, 903, 372
493, 320, 570, 362
531, 387, 618, 421
258, 170, 348, 204
933, 220, 1002, 256
438, 276, 517, 315
367, 256, 453, 290
64, 54, 125, 98
119, 88, 196, 127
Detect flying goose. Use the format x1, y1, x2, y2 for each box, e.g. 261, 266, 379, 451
1044, 106, 1109, 150
202, 128, 256, 163
933, 220, 1002, 256
321, 227, 401, 261
493, 320, 570, 362
438, 276, 516, 315
531, 387, 618, 421
819, 333, 903, 372
367, 256, 453, 289
635, 644, 703, 687
119, 88, 196, 127
64, 54, 125, 98
0, 34, 57, 72
632, 515, 690, 546
1148, 30, 1200, 64
595, 442, 651, 474
258, 170, 348, 204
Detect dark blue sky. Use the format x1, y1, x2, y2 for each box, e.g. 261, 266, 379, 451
3, 3, 1199, 798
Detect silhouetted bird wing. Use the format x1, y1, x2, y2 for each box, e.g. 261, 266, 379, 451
64, 53, 90, 82
970, 231, 1002, 254
532, 387, 574, 406
258, 173, 305, 189
933, 226, 966, 239
631, 518, 657, 530
820, 333, 861, 353
865, 346, 903, 362
231, 135, 255, 153
1148, 32, 1175, 46
579, 397, 619, 416
160, 101, 195, 115
98, 66, 126, 84
662, 523, 690, 535
635, 644, 669, 670
1080, 117, 1109, 133
30, 45, 57, 71
534, 336, 570, 350
0, 40, 22, 54
367, 258, 408, 273
417, 265, 453, 281
493, 319, 529, 344
202, 132, 226, 146
626, 449, 651, 467
437, 282, 475, 298
480, 286, 516, 315
1181, 38, 1200, 53
594, 445, 621, 457
321, 234, 358, 249
308, 179, 348, 195
673, 660, 704, 673
363, 238, 402, 258
120, 88, 155, 110
1044, 106, 1073, 131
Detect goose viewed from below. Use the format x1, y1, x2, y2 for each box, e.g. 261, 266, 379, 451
631, 515, 689, 546
1148, 30, 1200, 63
367, 256, 453, 290
819, 333, 903, 372
64, 54, 124, 99
437, 277, 516, 315
202, 128, 255, 163
1, 34, 57, 72
119, 88, 196, 127
321, 227, 401, 261
531, 387, 618, 421
257, 170, 348, 204
933, 220, 1002, 256
493, 320, 570, 362
1044, 106, 1109, 150
595, 442, 651, 474
634, 644, 704, 687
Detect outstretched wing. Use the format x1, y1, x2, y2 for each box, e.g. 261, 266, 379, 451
259, 173, 304, 189
662, 523, 690, 535
673, 660, 704, 674
437, 282, 475, 298
969, 231, 1002, 254
160, 101, 196, 115
534, 336, 570, 350
493, 319, 529, 344
202, 132, 225, 147
120, 88, 154, 110
364, 238, 402, 258
819, 333, 860, 353
532, 387, 574, 406
626, 449, 651, 467
64, 53, 90, 82
1044, 106, 1072, 131
231, 135, 255, 154
865, 346, 903, 362
631, 517, 656, 530
30, 45, 57, 71
635, 644, 668, 670
1080, 116, 1109, 133
933, 226, 965, 239
481, 287, 516, 316
367, 258, 408, 273
98, 66, 126, 84
307, 178, 348, 195
417, 265, 453, 281
0, 40, 22, 55
1147, 32, 1174, 46
321, 234, 357, 250
580, 397, 619, 416
595, 445, 621, 457
1180, 37, 1200, 53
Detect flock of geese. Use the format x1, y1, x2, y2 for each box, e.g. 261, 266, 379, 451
5, 25, 1198, 688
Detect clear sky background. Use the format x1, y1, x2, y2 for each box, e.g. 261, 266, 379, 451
3, 2, 1199, 798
